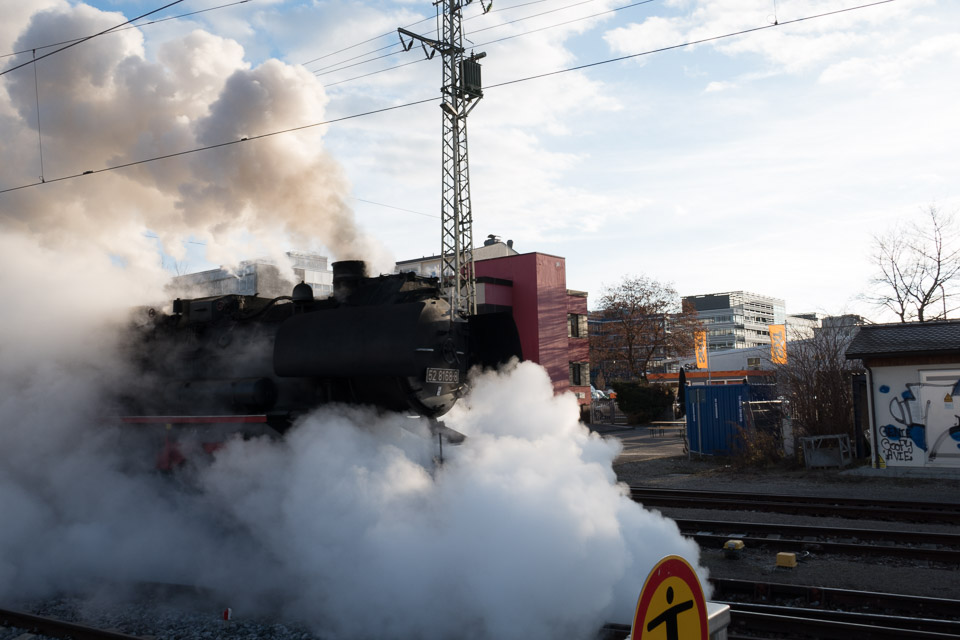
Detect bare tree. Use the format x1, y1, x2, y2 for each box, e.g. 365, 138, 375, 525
590, 276, 701, 382
775, 321, 864, 440
162, 256, 191, 276
865, 205, 960, 322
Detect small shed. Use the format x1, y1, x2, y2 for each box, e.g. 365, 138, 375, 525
845, 320, 960, 470
685, 384, 777, 456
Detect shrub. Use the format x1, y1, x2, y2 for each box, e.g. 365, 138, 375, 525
730, 424, 783, 470
611, 382, 674, 424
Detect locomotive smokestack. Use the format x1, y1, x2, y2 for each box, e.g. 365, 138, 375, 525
332, 260, 368, 300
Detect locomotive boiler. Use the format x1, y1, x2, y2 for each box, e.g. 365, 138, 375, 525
121, 260, 522, 437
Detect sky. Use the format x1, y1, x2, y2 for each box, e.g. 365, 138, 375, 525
1, 0, 958, 318
0, 2, 949, 628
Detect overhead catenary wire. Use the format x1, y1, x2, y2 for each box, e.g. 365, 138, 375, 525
312, 0, 619, 78
0, 0, 900, 196
324, 58, 424, 88
0, 0, 252, 60
0, 96, 438, 194
352, 198, 439, 219
301, 14, 435, 67
0, 0, 187, 77
486, 0, 899, 90
143, 232, 207, 245
468, 0, 611, 37
321, 0, 656, 86
314, 47, 405, 77
32, 50, 45, 183
475, 0, 656, 51
302, 0, 556, 70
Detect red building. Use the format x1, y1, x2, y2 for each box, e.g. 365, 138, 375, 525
396, 240, 591, 409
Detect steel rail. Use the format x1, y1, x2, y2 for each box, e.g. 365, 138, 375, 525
630, 486, 960, 511
675, 518, 960, 545
0, 607, 146, 640
722, 601, 960, 635
694, 532, 960, 563
600, 606, 959, 640
691, 532, 960, 563
675, 518, 960, 562
710, 578, 960, 618
602, 579, 960, 639
730, 609, 959, 639
630, 486, 960, 523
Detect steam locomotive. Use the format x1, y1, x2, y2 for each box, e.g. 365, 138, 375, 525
119, 260, 521, 459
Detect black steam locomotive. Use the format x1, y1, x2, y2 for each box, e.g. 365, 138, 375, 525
121, 260, 521, 441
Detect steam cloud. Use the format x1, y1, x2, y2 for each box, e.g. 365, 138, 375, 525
0, 2, 391, 272
0, 285, 707, 637
0, 4, 708, 638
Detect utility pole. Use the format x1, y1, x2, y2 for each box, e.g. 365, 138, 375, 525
399, 0, 490, 320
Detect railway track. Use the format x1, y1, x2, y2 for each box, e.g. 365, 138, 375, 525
725, 609, 960, 639
674, 517, 960, 563
7, 591, 958, 640
0, 607, 145, 640
713, 578, 960, 638
629, 486, 960, 523
602, 615, 957, 640
711, 577, 960, 619
599, 579, 960, 639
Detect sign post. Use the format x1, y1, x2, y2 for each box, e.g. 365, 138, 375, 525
630, 555, 708, 640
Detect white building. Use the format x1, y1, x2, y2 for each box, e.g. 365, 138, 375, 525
846, 320, 960, 470
786, 312, 822, 339
171, 251, 333, 299
682, 291, 786, 351
395, 234, 519, 276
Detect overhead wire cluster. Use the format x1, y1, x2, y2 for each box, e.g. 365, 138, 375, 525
0, 0, 899, 197
0, 0, 251, 61
303, 0, 555, 71
0, 0, 189, 77
307, 0, 654, 87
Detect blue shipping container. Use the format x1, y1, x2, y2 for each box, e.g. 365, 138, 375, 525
685, 384, 773, 455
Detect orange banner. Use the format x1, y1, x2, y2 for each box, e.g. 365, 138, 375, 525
694, 331, 708, 369
769, 324, 787, 364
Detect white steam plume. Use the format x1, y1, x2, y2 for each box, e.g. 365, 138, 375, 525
0, 4, 708, 637
0, 239, 707, 635
197, 362, 707, 638
0, 3, 392, 272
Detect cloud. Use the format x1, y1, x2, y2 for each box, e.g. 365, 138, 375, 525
604, 15, 687, 61
819, 33, 960, 88
704, 80, 735, 92
0, 3, 391, 271
601, 0, 920, 76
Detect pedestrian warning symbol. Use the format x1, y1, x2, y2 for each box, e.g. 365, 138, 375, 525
630, 555, 707, 640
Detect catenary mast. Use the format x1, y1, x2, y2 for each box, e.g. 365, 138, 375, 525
399, 0, 489, 320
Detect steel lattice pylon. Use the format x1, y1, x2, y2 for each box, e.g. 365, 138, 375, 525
399, 0, 488, 320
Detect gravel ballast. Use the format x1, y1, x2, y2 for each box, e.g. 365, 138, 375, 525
615, 454, 960, 600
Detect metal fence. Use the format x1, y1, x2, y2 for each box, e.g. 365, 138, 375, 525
591, 398, 628, 425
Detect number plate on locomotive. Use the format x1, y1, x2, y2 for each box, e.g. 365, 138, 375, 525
426, 368, 459, 384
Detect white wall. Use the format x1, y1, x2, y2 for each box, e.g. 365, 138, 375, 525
869, 364, 960, 468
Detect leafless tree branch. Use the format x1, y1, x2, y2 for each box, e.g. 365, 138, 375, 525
590, 276, 701, 382
863, 205, 958, 322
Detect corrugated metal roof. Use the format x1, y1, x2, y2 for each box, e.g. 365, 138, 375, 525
845, 320, 960, 358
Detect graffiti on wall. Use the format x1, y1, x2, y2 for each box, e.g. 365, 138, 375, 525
931, 415, 960, 462
878, 424, 917, 462
877, 378, 960, 464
